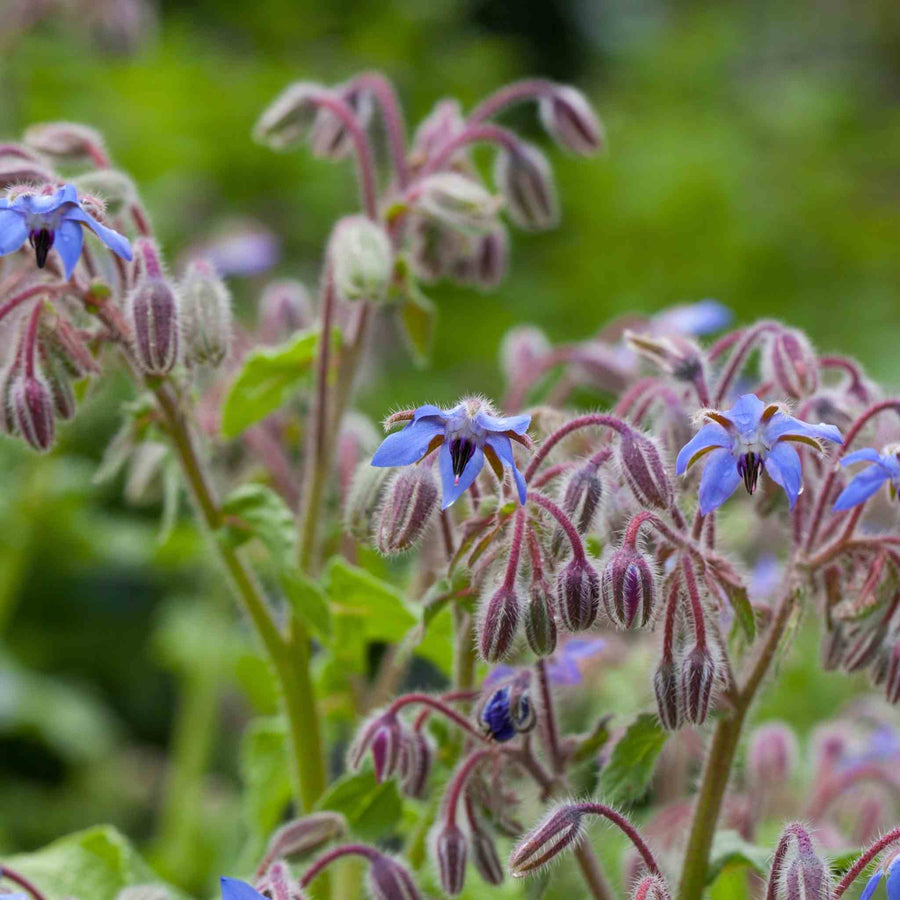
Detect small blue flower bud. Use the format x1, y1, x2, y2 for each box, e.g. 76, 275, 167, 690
479, 684, 535, 742
433, 824, 468, 896
479, 584, 521, 662
556, 556, 600, 632
494, 142, 559, 231
330, 216, 393, 304
180, 260, 232, 367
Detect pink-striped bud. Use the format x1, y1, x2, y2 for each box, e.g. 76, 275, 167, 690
261, 813, 345, 867
561, 458, 604, 536
631, 875, 672, 900
24, 121, 106, 162
433, 824, 468, 895
619, 430, 673, 511
766, 328, 818, 400
470, 827, 504, 885
368, 855, 423, 900
653, 658, 681, 731
398, 731, 432, 799
410, 99, 465, 169
310, 83, 373, 160
376, 466, 439, 555
525, 577, 558, 657
747, 722, 797, 789
11, 373, 55, 452
494, 143, 559, 232
479, 584, 521, 662
680, 645, 716, 726
38, 349, 76, 421
130, 278, 179, 375
370, 716, 403, 783
509, 805, 584, 876
459, 225, 508, 290
601, 545, 657, 629
784, 850, 831, 900
254, 81, 323, 151
538, 85, 604, 157
556, 556, 600, 632
255, 860, 307, 900
258, 280, 313, 343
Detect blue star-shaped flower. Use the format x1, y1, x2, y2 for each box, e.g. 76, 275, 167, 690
371, 398, 530, 509
676, 393, 842, 515
833, 447, 900, 511
860, 851, 900, 900
0, 184, 132, 278
221, 877, 266, 899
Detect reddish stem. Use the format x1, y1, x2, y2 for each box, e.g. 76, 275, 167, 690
0, 283, 65, 327
524, 413, 629, 482
680, 556, 708, 648
503, 508, 527, 589
353, 72, 409, 189
574, 803, 661, 875
834, 826, 900, 897
444, 748, 492, 826
661, 574, 681, 663
713, 321, 780, 406
0, 866, 49, 900
421, 123, 521, 176
536, 658, 562, 770
529, 492, 586, 562
300, 844, 380, 888
764, 823, 816, 900
467, 78, 557, 124
385, 693, 487, 743
21, 302, 43, 378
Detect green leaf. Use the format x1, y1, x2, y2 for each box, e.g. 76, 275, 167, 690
707, 830, 771, 884
281, 566, 332, 640
219, 483, 296, 568
597, 712, 668, 804
4, 825, 187, 900
571, 714, 614, 765
399, 286, 436, 369
725, 580, 756, 642
316, 771, 402, 841
240, 718, 293, 844
221, 329, 319, 438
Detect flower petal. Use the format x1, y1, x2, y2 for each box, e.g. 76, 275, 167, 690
841, 447, 887, 467
54, 218, 84, 279
0, 209, 27, 255
676, 422, 730, 475
653, 299, 732, 336
26, 184, 75, 215
485, 432, 527, 503
63, 206, 133, 261
722, 394, 766, 437
764, 441, 802, 509
887, 857, 900, 900
860, 870, 883, 900
833, 464, 892, 511
439, 440, 484, 509
697, 447, 741, 514
475, 410, 531, 435
766, 413, 842, 446
411, 403, 448, 423
220, 877, 267, 899
371, 418, 444, 467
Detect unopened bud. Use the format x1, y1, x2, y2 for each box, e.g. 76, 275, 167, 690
494, 142, 559, 231
561, 458, 604, 536
680, 645, 716, 726
479, 584, 521, 662
11, 373, 55, 452
310, 83, 373, 160
417, 173, 503, 236
255, 861, 307, 900
479, 684, 535, 742
262, 812, 345, 866
601, 545, 657, 629
618, 430, 673, 511
538, 85, 604, 157
180, 260, 232, 367
0, 151, 54, 188
408, 215, 467, 282
459, 225, 508, 290
258, 280, 313, 343
254, 82, 323, 151
433, 824, 468, 895
500, 325, 551, 385
767, 328, 818, 400
368, 855, 423, 900
556, 556, 600, 632
130, 278, 179, 375
370, 716, 403, 783
376, 465, 439, 555
784, 849, 830, 900
509, 805, 584, 876
625, 331, 704, 384
39, 351, 76, 420
24, 121, 106, 162
398, 731, 432, 799
654, 658, 681, 731
330, 216, 393, 304
747, 722, 797, 789
345, 464, 393, 542
631, 875, 672, 900
470, 825, 504, 885
525, 578, 557, 656
410, 99, 464, 169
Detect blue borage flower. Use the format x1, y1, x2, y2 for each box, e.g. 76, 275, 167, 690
479, 684, 535, 742
0, 184, 132, 278
371, 397, 530, 510
860, 849, 900, 900
221, 877, 265, 899
486, 637, 606, 689
676, 393, 842, 515
651, 298, 732, 337
833, 447, 900, 511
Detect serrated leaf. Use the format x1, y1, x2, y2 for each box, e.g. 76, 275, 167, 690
240, 718, 293, 844
221, 329, 319, 438
399, 287, 436, 369
281, 566, 331, 640
597, 712, 668, 804
707, 830, 770, 884
315, 771, 402, 841
219, 483, 296, 568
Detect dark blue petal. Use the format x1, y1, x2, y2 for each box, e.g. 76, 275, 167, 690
697, 447, 741, 515
722, 394, 765, 437
439, 440, 484, 509
475, 410, 531, 435
372, 418, 444, 467
766, 413, 842, 446
860, 870, 883, 900
480, 687, 516, 742
676, 422, 731, 475
0, 209, 27, 255
220, 877, 267, 899
55, 218, 84, 279
62, 206, 133, 261
764, 441, 802, 509
833, 465, 892, 511
485, 433, 527, 503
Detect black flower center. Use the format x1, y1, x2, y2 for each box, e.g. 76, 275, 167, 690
29, 228, 55, 268
737, 451, 764, 494
449, 437, 476, 481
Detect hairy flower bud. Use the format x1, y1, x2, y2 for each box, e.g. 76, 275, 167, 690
680, 645, 716, 726
39, 351, 76, 421
258, 279, 313, 343
509, 805, 584, 876
180, 260, 232, 367
368, 855, 423, 900
458, 225, 508, 290
767, 328, 818, 400
784, 845, 831, 900
601, 545, 657, 629
479, 584, 521, 662
24, 121, 106, 162
561, 459, 604, 536
130, 278, 179, 375
11, 373, 55, 452
470, 824, 504, 885
433, 824, 468, 895
370, 716, 403, 783
254, 81, 323, 150
500, 325, 551, 386
0, 147, 54, 189
631, 875, 672, 900
494, 142, 559, 231
330, 216, 393, 304
654, 658, 681, 731
398, 730, 432, 799
310, 83, 373, 160
525, 578, 558, 656
255, 860, 308, 900
417, 173, 503, 235
345, 464, 393, 542
538, 85, 604, 157
410, 99, 465, 169
262, 812, 345, 867
618, 430, 673, 511
376, 465, 439, 555
747, 722, 797, 789
556, 556, 600, 632
625, 331, 704, 383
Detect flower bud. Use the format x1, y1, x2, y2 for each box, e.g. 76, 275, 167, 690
538, 85, 604, 157
368, 855, 423, 900
310, 83, 373, 160
625, 331, 704, 384
653, 658, 681, 731
255, 860, 307, 900
258, 279, 313, 343
376, 465, 439, 555
433, 824, 468, 895
479, 584, 520, 662
601, 545, 657, 629
180, 260, 232, 367
345, 464, 393, 543
457, 225, 508, 290
556, 556, 600, 632
618, 430, 673, 511
410, 99, 465, 169
398, 731, 432, 799
370, 715, 403, 783
254, 81, 323, 150
631, 875, 672, 900
417, 173, 503, 236
479, 684, 535, 742
330, 216, 393, 304
509, 805, 584, 876
408, 215, 467, 282
525, 578, 557, 657
470, 825, 504, 885
129, 278, 179, 375
39, 351, 76, 421
784, 850, 831, 900
494, 142, 559, 231
0, 147, 54, 189
24, 121, 106, 162
262, 812, 345, 866
766, 328, 818, 400
747, 722, 797, 789
0, 365, 19, 435
11, 373, 55, 452
561, 458, 604, 536
500, 325, 551, 386
680, 645, 716, 726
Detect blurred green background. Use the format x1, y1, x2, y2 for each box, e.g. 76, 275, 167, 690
1, 0, 899, 895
